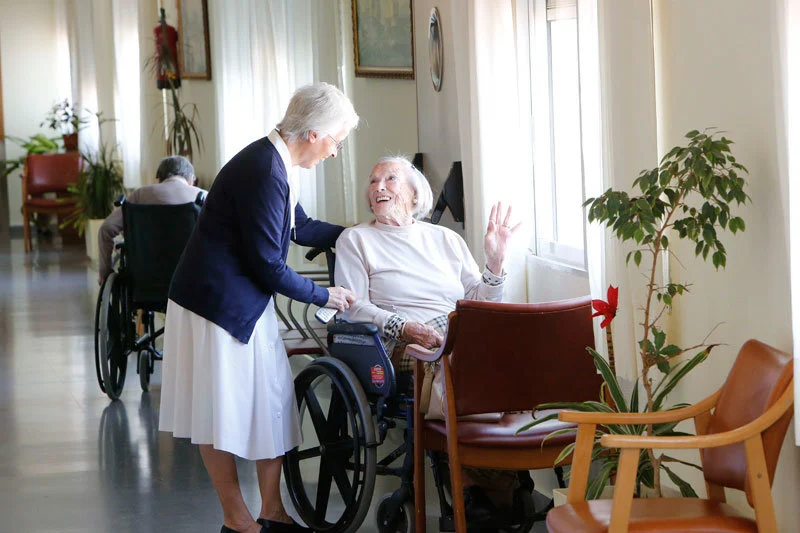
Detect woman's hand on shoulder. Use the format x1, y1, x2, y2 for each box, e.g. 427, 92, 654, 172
484, 202, 521, 275
401, 321, 443, 350
326, 286, 356, 311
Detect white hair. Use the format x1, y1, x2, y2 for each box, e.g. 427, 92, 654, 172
365, 155, 434, 220
276, 83, 359, 143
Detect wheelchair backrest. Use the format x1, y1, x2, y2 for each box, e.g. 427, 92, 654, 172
121, 199, 201, 308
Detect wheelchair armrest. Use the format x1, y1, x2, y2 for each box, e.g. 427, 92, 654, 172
327, 322, 379, 336
405, 343, 445, 363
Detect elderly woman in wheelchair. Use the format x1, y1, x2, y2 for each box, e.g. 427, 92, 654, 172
283, 155, 529, 532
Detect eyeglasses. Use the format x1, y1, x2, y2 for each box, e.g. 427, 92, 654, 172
327, 134, 345, 152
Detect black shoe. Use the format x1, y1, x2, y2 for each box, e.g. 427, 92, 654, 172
221, 525, 268, 533
463, 485, 497, 524
256, 518, 312, 532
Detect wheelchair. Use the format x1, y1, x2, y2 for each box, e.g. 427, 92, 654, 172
283, 250, 543, 533
94, 193, 203, 400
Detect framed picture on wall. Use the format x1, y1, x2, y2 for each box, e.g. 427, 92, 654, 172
176, 0, 212, 80
352, 0, 415, 79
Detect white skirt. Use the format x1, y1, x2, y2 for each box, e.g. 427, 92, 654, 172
158, 298, 302, 460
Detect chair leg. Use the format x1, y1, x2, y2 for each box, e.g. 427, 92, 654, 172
414, 416, 427, 532
22, 207, 31, 253
447, 446, 467, 533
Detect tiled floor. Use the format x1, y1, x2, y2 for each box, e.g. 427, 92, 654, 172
0, 233, 548, 532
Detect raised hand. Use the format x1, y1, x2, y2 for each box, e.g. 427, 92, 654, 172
484, 202, 521, 275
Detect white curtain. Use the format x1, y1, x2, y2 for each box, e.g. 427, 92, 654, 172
775, 0, 800, 445
450, 0, 535, 304
55, 0, 142, 187
584, 0, 660, 380
111, 0, 142, 188
211, 0, 320, 207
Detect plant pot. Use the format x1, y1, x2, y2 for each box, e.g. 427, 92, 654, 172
85, 218, 104, 264
552, 484, 682, 507
63, 133, 79, 152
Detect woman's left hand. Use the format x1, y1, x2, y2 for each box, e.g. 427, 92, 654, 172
484, 202, 521, 275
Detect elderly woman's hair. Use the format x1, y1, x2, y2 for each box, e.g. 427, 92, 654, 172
156, 156, 195, 183
276, 82, 360, 143
366, 155, 434, 220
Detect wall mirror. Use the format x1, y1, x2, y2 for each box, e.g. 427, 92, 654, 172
428, 7, 443, 92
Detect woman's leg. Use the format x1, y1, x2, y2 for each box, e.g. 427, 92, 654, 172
199, 444, 262, 533
256, 455, 295, 523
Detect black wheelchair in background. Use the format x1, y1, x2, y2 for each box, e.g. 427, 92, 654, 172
282, 249, 541, 533
94, 193, 203, 400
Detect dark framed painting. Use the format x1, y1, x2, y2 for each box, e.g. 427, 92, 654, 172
176, 0, 212, 80
352, 0, 415, 79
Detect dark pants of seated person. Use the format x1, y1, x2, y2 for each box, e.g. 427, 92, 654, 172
384, 315, 520, 511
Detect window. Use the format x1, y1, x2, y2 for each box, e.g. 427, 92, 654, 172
529, 0, 588, 269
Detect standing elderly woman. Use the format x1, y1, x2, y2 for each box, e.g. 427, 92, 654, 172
159, 83, 358, 533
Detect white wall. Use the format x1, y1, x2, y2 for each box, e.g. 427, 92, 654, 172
654, 0, 798, 529
0, 0, 61, 228
343, 3, 419, 224
413, 0, 464, 235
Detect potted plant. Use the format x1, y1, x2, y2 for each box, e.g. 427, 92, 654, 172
521, 129, 750, 499
41, 99, 88, 151
1, 134, 61, 178
61, 112, 125, 261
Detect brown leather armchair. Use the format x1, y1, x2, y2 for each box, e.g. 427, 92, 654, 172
406, 296, 604, 533
547, 339, 794, 533
21, 152, 82, 252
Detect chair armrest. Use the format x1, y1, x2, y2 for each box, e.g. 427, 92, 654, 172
405, 343, 445, 363
327, 322, 379, 336
558, 389, 721, 425
600, 384, 793, 450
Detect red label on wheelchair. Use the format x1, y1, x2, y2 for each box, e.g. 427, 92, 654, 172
370, 364, 385, 386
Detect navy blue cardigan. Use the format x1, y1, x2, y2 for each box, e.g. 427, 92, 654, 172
169, 137, 343, 343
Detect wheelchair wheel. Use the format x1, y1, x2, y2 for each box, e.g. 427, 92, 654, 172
138, 350, 152, 392
94, 275, 109, 394
376, 493, 414, 533
97, 272, 130, 400
284, 357, 377, 533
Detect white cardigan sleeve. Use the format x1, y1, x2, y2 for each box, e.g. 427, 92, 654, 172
334, 228, 394, 329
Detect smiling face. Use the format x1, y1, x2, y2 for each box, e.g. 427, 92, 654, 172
368, 162, 417, 226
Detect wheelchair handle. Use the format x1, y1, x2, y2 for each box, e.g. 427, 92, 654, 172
305, 247, 326, 261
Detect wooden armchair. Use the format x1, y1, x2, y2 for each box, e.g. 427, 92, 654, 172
21, 152, 82, 252
547, 339, 794, 533
406, 297, 604, 533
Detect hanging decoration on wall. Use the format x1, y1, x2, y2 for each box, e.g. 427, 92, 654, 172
428, 7, 443, 92
153, 8, 181, 90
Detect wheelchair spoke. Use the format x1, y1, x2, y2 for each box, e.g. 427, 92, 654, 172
330, 458, 354, 504
314, 455, 334, 521
303, 387, 329, 440
294, 446, 322, 461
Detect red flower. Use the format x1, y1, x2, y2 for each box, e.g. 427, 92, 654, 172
592, 285, 618, 329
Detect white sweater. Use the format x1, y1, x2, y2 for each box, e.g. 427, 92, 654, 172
335, 220, 504, 331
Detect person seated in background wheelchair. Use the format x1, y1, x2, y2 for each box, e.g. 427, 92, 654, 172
97, 155, 206, 284
334, 154, 522, 520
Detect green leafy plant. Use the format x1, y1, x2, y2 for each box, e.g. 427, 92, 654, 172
520, 128, 750, 498
41, 99, 88, 135
60, 112, 125, 236
1, 134, 61, 178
